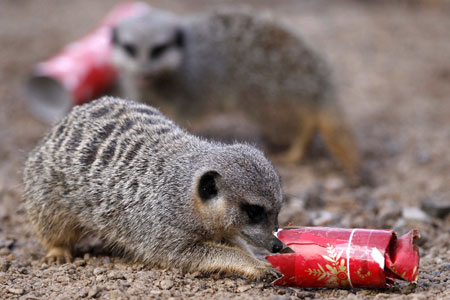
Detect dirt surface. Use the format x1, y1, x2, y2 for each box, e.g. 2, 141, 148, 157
1, 0, 450, 299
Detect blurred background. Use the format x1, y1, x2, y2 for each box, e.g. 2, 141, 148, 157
0, 0, 449, 299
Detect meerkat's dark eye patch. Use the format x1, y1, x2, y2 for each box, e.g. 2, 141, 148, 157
242, 204, 267, 224
123, 43, 137, 58
111, 27, 119, 45
174, 28, 185, 48
149, 28, 185, 59
150, 43, 170, 59
198, 171, 220, 201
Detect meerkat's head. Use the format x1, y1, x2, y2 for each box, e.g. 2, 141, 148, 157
111, 10, 184, 81
193, 144, 284, 253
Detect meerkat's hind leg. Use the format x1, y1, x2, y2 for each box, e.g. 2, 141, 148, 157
44, 246, 73, 264
316, 108, 362, 184
40, 223, 83, 264
180, 241, 278, 281
275, 113, 317, 164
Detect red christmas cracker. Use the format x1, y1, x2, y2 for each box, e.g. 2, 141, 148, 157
26, 2, 151, 122
266, 227, 420, 288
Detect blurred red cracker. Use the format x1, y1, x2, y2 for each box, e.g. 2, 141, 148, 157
26, 2, 151, 123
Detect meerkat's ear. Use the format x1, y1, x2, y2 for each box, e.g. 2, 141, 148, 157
198, 171, 220, 201
174, 27, 185, 48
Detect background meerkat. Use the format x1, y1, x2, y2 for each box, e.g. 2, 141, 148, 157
23, 96, 284, 280
111, 7, 362, 182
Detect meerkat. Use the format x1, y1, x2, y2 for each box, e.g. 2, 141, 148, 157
111, 7, 362, 182
23, 96, 284, 280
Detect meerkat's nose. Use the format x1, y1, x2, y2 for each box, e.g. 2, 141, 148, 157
271, 238, 283, 253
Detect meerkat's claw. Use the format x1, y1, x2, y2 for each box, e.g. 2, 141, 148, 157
263, 262, 282, 278
43, 247, 72, 264
263, 267, 282, 282
246, 262, 281, 282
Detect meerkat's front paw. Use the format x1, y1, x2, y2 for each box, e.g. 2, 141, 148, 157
246, 262, 281, 282
42, 246, 73, 264
262, 265, 282, 282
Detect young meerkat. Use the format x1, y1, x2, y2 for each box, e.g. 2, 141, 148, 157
23, 97, 284, 280
111, 7, 362, 182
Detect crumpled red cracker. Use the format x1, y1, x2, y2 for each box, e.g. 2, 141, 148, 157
266, 227, 420, 288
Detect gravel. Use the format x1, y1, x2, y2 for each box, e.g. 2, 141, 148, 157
1, 0, 450, 299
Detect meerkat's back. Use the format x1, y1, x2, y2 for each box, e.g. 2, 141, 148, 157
181, 10, 332, 105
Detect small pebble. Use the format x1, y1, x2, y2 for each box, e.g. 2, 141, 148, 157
93, 267, 106, 275
0, 239, 15, 249
402, 207, 431, 223
78, 290, 88, 298
267, 295, 291, 300
236, 285, 252, 293
159, 279, 174, 290
119, 280, 131, 288
324, 177, 345, 191
107, 270, 125, 280
19, 294, 40, 300
150, 290, 162, 295
87, 286, 102, 298
224, 280, 235, 288
8, 288, 25, 295
73, 259, 86, 267
0, 247, 11, 256
295, 291, 316, 299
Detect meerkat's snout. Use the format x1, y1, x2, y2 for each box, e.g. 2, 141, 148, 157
240, 227, 284, 253
238, 202, 284, 253
111, 12, 185, 80
271, 237, 284, 253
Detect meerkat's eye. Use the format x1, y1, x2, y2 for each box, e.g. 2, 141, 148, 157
150, 43, 169, 59
123, 43, 137, 58
242, 204, 267, 224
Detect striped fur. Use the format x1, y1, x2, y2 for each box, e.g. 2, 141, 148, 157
23, 97, 283, 279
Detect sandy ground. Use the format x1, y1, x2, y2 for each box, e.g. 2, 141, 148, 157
1, 0, 450, 299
